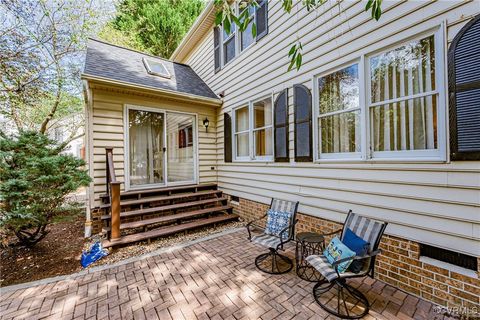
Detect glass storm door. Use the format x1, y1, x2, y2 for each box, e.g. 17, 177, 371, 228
166, 113, 195, 184
128, 109, 165, 187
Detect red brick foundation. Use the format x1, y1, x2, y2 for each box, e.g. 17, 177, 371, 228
228, 195, 480, 309
90, 208, 104, 235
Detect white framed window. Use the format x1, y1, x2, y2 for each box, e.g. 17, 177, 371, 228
223, 20, 236, 65
240, 4, 255, 51
315, 63, 362, 160
233, 95, 274, 161
367, 31, 445, 160
253, 97, 273, 160
234, 105, 250, 160
313, 26, 446, 162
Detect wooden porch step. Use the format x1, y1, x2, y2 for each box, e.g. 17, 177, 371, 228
100, 197, 228, 220
103, 214, 239, 248
99, 189, 222, 209
102, 205, 232, 232
99, 183, 217, 201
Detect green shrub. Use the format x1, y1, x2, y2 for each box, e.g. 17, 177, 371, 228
0, 131, 91, 246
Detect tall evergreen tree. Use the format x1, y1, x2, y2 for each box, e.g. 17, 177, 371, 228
101, 0, 205, 58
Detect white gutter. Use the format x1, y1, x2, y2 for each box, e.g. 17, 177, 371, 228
170, 0, 215, 61
81, 73, 222, 106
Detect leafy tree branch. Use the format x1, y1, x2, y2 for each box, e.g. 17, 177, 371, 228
214, 0, 383, 71
0, 0, 107, 146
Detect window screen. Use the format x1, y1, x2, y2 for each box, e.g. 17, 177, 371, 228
255, 0, 268, 40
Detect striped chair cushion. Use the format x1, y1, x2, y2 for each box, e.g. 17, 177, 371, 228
342, 212, 385, 252
270, 199, 297, 216
306, 254, 360, 281
251, 234, 282, 249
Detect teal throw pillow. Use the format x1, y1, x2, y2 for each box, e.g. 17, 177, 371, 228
323, 236, 356, 273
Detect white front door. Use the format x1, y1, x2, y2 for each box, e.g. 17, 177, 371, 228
126, 106, 197, 190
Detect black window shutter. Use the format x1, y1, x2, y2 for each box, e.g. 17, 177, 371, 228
449, 14, 480, 160
274, 89, 289, 162
294, 84, 312, 162
224, 112, 232, 162
255, 0, 268, 41
214, 27, 221, 73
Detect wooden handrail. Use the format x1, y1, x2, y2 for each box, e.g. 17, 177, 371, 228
105, 147, 117, 186
105, 147, 121, 241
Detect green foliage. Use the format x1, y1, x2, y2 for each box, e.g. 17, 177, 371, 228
103, 0, 205, 58
97, 23, 146, 53
0, 131, 91, 246
288, 42, 303, 72
214, 0, 258, 35
365, 0, 382, 21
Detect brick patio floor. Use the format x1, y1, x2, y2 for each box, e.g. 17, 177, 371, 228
0, 229, 447, 320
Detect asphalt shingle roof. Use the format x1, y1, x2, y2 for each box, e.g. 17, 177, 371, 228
83, 39, 218, 100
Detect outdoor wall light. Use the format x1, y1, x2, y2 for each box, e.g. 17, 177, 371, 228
203, 118, 210, 132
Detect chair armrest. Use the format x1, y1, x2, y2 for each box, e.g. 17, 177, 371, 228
322, 229, 343, 237
246, 214, 268, 240
331, 249, 382, 278
278, 219, 298, 247
331, 249, 382, 267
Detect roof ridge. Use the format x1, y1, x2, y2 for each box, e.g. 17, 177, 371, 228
87, 37, 190, 67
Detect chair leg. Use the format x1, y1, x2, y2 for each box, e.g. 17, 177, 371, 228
255, 248, 293, 275
313, 278, 370, 319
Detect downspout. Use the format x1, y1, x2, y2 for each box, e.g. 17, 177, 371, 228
82, 80, 94, 237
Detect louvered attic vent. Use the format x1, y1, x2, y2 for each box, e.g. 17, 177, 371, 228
143, 57, 170, 79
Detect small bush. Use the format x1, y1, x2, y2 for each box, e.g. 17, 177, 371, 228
0, 131, 91, 246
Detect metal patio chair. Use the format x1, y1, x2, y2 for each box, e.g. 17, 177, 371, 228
246, 198, 299, 274
306, 210, 388, 319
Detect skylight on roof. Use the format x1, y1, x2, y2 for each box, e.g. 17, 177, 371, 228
143, 57, 170, 78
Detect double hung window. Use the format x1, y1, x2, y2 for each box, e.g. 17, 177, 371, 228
233, 96, 273, 161
314, 27, 446, 161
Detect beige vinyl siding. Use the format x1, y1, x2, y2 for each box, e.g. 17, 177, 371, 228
183, 0, 480, 255
88, 87, 218, 207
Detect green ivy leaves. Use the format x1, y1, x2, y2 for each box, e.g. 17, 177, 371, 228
214, 0, 258, 35
288, 42, 303, 71
365, 0, 382, 21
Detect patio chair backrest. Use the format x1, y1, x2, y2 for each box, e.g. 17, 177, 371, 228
268, 198, 299, 238
341, 211, 387, 253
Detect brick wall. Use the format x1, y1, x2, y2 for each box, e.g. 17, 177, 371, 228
228, 195, 480, 309
90, 208, 103, 235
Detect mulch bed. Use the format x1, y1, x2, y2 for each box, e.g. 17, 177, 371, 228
0, 216, 245, 288
0, 216, 86, 287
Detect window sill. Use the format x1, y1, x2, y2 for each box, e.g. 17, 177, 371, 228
419, 256, 478, 279
233, 159, 274, 163
314, 155, 447, 164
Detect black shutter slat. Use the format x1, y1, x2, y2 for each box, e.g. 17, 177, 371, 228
274, 89, 289, 162
224, 112, 232, 162
214, 27, 221, 72
449, 14, 480, 161
457, 89, 480, 152
255, 0, 268, 41
294, 84, 312, 162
